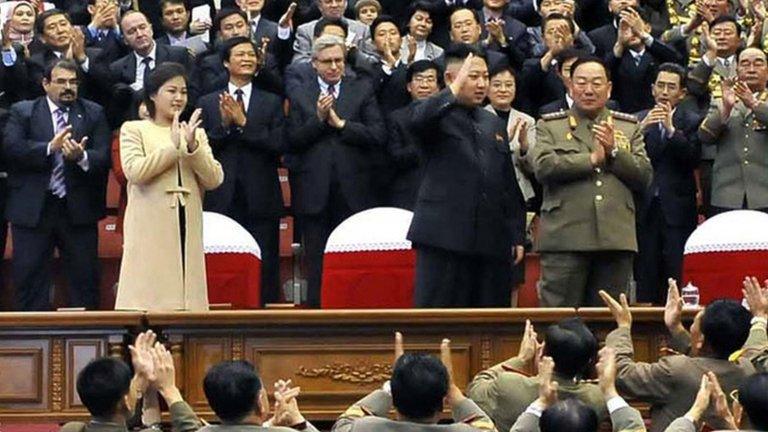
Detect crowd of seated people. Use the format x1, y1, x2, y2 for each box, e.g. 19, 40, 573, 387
69, 276, 768, 432
1, 0, 768, 311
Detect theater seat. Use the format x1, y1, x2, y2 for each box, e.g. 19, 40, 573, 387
321, 208, 415, 309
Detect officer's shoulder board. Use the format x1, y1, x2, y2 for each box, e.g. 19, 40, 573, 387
610, 110, 639, 124
540, 110, 568, 121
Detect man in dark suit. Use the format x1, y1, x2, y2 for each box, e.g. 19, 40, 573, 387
385, 60, 441, 210
408, 44, 526, 307
83, 0, 127, 63
363, 16, 411, 114
635, 63, 700, 304
198, 37, 286, 306
605, 7, 681, 113
155, 0, 211, 54
100, 11, 192, 126
286, 35, 386, 307
2, 59, 110, 311
1, 9, 102, 102
587, 0, 639, 57
236, 0, 279, 48
190, 8, 284, 99
478, 0, 530, 70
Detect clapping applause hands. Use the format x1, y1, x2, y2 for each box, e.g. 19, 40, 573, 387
534, 356, 558, 409
516, 320, 545, 373
684, 372, 740, 429
171, 109, 203, 152
393, 332, 466, 407
270, 379, 307, 428
599, 291, 632, 329
742, 276, 768, 319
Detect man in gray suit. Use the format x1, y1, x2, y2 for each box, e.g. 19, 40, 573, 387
699, 47, 768, 214
332, 334, 496, 432
292, 0, 370, 63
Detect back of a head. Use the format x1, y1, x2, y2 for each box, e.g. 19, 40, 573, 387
391, 353, 449, 421
76, 357, 132, 419
545, 318, 597, 379
203, 360, 262, 423
444, 43, 486, 68
701, 299, 751, 359
739, 373, 768, 430
540, 399, 598, 432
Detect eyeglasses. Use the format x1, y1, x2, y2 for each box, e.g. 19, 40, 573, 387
316, 57, 344, 66
52, 79, 80, 87
412, 75, 437, 84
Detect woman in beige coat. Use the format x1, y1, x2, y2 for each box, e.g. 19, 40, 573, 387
115, 63, 224, 311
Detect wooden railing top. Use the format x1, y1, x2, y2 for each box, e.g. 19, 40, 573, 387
0, 307, 700, 328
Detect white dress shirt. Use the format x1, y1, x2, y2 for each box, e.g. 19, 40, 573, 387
46, 97, 89, 171
227, 81, 253, 113
132, 43, 158, 90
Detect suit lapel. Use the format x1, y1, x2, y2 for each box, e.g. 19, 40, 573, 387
334, 79, 349, 119
124, 54, 137, 82
69, 102, 85, 143
34, 98, 55, 142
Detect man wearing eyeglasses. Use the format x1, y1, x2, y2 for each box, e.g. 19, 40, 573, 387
2, 58, 111, 311
286, 35, 386, 308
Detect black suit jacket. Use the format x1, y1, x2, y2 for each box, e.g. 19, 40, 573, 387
479, 11, 530, 70
407, 89, 526, 257
190, 49, 284, 99
14, 46, 102, 103
286, 77, 386, 215
588, 22, 618, 59
100, 44, 193, 126
198, 86, 286, 217
385, 101, 425, 210
606, 40, 682, 113
2, 97, 111, 227
252, 18, 279, 47
518, 57, 565, 116
82, 26, 127, 64
636, 106, 701, 227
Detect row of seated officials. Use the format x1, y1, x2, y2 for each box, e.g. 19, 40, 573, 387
66, 277, 768, 432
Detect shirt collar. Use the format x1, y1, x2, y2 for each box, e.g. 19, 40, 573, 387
483, 7, 503, 22
134, 42, 157, 63
228, 81, 253, 98
46, 97, 67, 115
719, 54, 736, 66
250, 14, 261, 29
317, 77, 341, 95
631, 48, 645, 58
566, 93, 574, 108
167, 31, 188, 45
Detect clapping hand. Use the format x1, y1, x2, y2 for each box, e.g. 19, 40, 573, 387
592, 120, 616, 155
596, 347, 619, 399
517, 320, 544, 372
62, 136, 87, 161
171, 110, 203, 152
536, 356, 558, 408
485, 18, 506, 46
599, 290, 633, 329
272, 379, 305, 427
734, 80, 759, 109
441, 339, 465, 407
220, 92, 246, 128
508, 118, 530, 153
742, 276, 768, 319
664, 278, 686, 334
279, 3, 298, 29
720, 77, 738, 118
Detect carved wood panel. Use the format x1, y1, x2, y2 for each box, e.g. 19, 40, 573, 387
0, 339, 49, 411
184, 337, 232, 408
65, 339, 106, 410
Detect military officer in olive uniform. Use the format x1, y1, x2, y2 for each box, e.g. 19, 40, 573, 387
698, 47, 768, 213
532, 57, 653, 307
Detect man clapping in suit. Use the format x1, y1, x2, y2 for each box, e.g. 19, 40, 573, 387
286, 35, 385, 307
635, 63, 701, 304
198, 37, 287, 306
3, 59, 111, 310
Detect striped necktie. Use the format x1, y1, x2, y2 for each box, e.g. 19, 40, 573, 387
50, 108, 68, 198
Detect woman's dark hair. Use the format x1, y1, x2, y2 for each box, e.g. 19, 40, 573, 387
143, 62, 188, 118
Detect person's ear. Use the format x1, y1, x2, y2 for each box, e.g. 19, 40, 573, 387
444, 70, 454, 85
88, 4, 95, 15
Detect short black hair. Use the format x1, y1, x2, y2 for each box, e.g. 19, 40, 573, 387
555, 47, 587, 74
540, 399, 598, 432
220, 36, 256, 62
569, 56, 611, 80
449, 6, 480, 25
76, 357, 132, 419
370, 14, 399, 38
739, 373, 768, 430
160, 0, 187, 12
544, 318, 598, 379
542, 13, 574, 35
203, 360, 263, 423
36, 9, 69, 35
710, 14, 742, 34
213, 8, 247, 34
655, 62, 687, 88
701, 299, 751, 359
444, 43, 486, 67
408, 0, 434, 21
406, 59, 441, 83
314, 17, 349, 37
143, 62, 188, 118
489, 59, 515, 79
391, 353, 449, 420
44, 58, 80, 81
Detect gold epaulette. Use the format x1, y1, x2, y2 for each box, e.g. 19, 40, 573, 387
541, 110, 567, 121
610, 110, 639, 123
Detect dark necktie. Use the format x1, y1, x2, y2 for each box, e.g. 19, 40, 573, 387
141, 56, 153, 86
50, 108, 68, 198
327, 84, 336, 99
234, 89, 246, 113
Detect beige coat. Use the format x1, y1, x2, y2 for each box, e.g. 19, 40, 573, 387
115, 120, 224, 311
